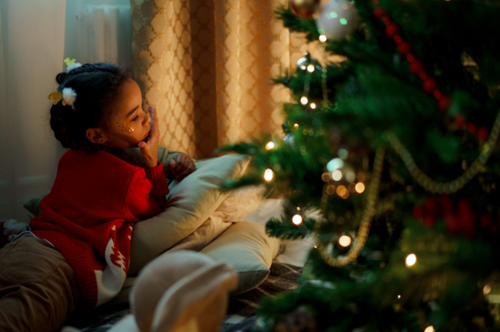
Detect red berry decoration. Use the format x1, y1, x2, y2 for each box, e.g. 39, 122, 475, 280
455, 115, 465, 128
424, 197, 439, 217
477, 127, 488, 141
385, 24, 399, 37
397, 42, 411, 55
440, 195, 453, 214
445, 214, 461, 234
480, 215, 493, 229
459, 213, 476, 238
423, 215, 437, 228
423, 79, 437, 93
412, 206, 424, 219
438, 96, 451, 111
373, 7, 387, 18
410, 60, 424, 75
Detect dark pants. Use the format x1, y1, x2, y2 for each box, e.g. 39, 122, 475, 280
0, 236, 80, 332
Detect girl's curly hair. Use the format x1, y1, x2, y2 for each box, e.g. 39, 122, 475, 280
50, 63, 131, 152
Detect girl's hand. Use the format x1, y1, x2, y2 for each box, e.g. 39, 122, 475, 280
167, 153, 197, 179
138, 106, 159, 168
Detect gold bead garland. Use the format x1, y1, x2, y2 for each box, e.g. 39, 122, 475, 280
314, 148, 385, 267
387, 108, 500, 194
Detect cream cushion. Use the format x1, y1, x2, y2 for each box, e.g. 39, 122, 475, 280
201, 221, 282, 295
128, 153, 251, 275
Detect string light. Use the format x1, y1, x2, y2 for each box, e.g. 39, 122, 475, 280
310, 102, 317, 109
355, 182, 365, 193
293, 123, 299, 129
327, 158, 344, 172
307, 64, 315, 73
405, 253, 417, 267
292, 214, 303, 225
483, 284, 492, 295
397, 295, 401, 299
345, 171, 356, 183
424, 326, 435, 332
265, 141, 275, 150
339, 235, 352, 247
264, 169, 274, 182
319, 34, 328, 42
300, 96, 309, 105
326, 185, 336, 195
332, 170, 343, 181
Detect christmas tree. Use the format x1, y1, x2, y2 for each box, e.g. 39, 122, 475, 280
218, 0, 500, 331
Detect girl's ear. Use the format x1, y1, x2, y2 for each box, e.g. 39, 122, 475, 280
86, 128, 107, 145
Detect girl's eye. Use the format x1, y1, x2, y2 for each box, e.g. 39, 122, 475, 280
131, 116, 139, 122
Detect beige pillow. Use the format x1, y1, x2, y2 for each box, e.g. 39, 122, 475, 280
200, 221, 282, 295
128, 154, 251, 275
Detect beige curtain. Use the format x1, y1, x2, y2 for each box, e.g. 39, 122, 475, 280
130, 0, 321, 159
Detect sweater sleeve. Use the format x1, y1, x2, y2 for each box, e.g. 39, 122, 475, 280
126, 162, 169, 220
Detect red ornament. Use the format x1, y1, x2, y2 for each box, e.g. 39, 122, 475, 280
468, 123, 477, 134
445, 214, 461, 234
440, 195, 453, 213
289, 0, 320, 19
423, 215, 437, 228
479, 215, 493, 229
433, 89, 443, 100
477, 127, 488, 142
423, 79, 437, 93
455, 115, 465, 128
459, 213, 476, 238
438, 96, 451, 111
410, 60, 424, 75
385, 24, 399, 37
458, 199, 473, 217
393, 35, 402, 44
412, 206, 424, 219
424, 197, 439, 216
397, 42, 411, 55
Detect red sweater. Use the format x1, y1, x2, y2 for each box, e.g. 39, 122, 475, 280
31, 149, 169, 310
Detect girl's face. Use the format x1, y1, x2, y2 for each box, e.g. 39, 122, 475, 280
90, 78, 152, 149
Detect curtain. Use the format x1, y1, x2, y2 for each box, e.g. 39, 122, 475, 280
0, 0, 66, 222
0, 0, 132, 223
64, 0, 132, 67
130, 0, 318, 159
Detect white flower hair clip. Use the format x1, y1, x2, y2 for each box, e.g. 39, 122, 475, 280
64, 57, 82, 73
48, 87, 78, 110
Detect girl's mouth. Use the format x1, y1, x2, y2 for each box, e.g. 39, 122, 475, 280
143, 131, 151, 142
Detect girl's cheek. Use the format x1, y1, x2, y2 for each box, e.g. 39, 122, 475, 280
117, 122, 134, 133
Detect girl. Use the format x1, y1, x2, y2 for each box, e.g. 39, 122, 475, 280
0, 62, 196, 332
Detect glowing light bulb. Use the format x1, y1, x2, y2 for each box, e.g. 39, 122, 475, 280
405, 253, 417, 267
293, 123, 299, 129
264, 169, 274, 182
307, 64, 315, 73
397, 295, 401, 299
292, 214, 303, 225
355, 182, 365, 194
300, 96, 309, 105
310, 102, 317, 109
319, 34, 327, 43
340, 18, 348, 25
332, 170, 343, 181
339, 235, 351, 247
265, 141, 275, 150
424, 326, 435, 332
484, 284, 492, 295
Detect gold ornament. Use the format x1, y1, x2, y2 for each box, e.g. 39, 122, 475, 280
289, 0, 320, 19
315, 148, 385, 267
387, 108, 500, 194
